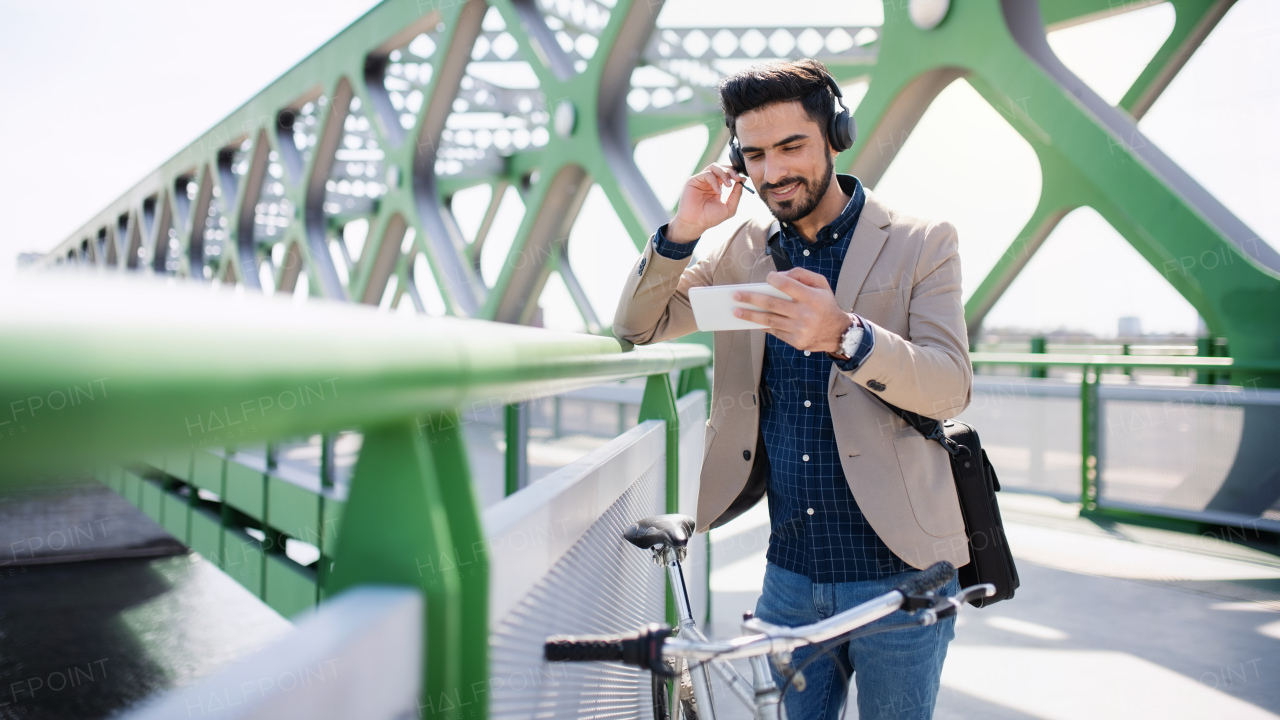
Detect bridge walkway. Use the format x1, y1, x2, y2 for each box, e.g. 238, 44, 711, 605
708, 493, 1280, 719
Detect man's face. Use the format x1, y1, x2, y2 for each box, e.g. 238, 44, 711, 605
735, 100, 835, 223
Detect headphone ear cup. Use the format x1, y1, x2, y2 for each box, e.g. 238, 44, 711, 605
829, 110, 856, 152
729, 141, 746, 175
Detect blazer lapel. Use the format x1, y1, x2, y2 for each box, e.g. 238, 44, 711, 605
834, 191, 891, 311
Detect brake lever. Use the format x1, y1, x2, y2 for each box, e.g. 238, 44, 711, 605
904, 583, 997, 624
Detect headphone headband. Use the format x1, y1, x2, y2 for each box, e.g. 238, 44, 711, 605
823, 72, 845, 101
727, 68, 858, 174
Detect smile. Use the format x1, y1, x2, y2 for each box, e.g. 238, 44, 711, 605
770, 183, 800, 200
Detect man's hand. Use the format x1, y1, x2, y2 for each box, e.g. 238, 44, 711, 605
667, 163, 747, 243
733, 267, 855, 354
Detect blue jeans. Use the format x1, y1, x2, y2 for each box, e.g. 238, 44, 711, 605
753, 562, 957, 720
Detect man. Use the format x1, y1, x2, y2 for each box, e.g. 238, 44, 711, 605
613, 59, 972, 719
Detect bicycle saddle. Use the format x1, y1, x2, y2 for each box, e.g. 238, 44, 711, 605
623, 514, 695, 550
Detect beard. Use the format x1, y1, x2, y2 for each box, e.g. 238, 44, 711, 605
760, 151, 835, 224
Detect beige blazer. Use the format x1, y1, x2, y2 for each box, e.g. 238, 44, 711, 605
613, 189, 972, 569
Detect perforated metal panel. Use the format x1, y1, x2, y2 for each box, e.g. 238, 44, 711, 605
487, 422, 667, 720
957, 377, 1081, 497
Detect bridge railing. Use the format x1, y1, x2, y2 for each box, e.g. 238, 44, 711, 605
967, 353, 1280, 535
1, 273, 711, 719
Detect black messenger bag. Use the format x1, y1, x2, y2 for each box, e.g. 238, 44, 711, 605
764, 233, 1019, 607
874, 403, 1019, 607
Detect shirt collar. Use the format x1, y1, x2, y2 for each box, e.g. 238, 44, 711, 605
769, 174, 864, 252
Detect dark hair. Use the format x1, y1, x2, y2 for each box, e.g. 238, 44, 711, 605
718, 58, 835, 140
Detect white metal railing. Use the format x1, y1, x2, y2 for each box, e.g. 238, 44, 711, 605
123, 587, 421, 720
484, 391, 708, 719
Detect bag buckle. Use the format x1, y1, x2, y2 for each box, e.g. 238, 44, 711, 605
926, 424, 969, 458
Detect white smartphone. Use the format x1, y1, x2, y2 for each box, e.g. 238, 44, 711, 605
689, 282, 794, 332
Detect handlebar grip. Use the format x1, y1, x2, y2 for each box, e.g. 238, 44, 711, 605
895, 561, 956, 597
545, 635, 628, 662
545, 623, 673, 674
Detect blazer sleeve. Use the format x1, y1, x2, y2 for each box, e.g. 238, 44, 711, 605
613, 221, 747, 345
841, 220, 972, 420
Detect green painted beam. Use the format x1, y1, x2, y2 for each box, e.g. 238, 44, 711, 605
0, 275, 709, 479
963, 0, 1233, 334
323, 417, 484, 720
637, 372, 680, 628
835, 0, 1278, 382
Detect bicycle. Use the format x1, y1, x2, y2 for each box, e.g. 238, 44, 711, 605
544, 514, 994, 720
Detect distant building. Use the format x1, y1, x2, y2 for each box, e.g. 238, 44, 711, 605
1118, 316, 1142, 337
16, 252, 44, 270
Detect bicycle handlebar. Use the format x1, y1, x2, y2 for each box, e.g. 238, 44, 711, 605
546, 563, 966, 669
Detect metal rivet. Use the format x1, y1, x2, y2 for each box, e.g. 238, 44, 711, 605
803, 249, 810, 256
554, 100, 576, 138
804, 400, 811, 408
802, 454, 810, 462
910, 0, 950, 30
807, 508, 814, 516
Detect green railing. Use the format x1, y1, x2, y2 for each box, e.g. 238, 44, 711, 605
0, 275, 710, 720
969, 352, 1280, 525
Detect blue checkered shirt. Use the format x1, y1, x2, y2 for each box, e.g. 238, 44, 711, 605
653, 174, 909, 583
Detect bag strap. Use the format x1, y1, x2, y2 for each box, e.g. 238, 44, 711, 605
766, 232, 792, 272
770, 230, 966, 458
873, 397, 967, 457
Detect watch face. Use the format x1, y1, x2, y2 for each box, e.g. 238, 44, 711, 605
842, 325, 863, 357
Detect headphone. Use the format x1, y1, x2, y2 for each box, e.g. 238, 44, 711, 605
728, 71, 857, 177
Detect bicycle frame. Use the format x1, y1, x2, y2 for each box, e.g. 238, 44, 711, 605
656, 545, 789, 720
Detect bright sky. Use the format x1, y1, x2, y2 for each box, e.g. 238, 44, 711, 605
1, 0, 1275, 337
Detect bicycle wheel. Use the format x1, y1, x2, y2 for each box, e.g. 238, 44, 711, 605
651, 670, 671, 720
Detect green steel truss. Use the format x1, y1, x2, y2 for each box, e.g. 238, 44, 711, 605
41, 0, 1279, 370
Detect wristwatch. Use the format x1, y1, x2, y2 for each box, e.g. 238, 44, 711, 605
836, 314, 863, 360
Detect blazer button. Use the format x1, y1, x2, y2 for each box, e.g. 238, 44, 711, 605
743, 450, 751, 461
867, 379, 887, 392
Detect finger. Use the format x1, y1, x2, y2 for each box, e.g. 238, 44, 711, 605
703, 165, 733, 188
765, 271, 816, 300
733, 307, 786, 328
734, 290, 798, 316
725, 180, 744, 213
694, 168, 726, 188
690, 173, 730, 200
714, 168, 738, 191
783, 267, 832, 291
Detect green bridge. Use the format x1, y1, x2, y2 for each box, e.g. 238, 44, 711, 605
7, 1, 1280, 718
